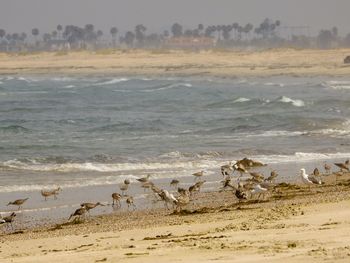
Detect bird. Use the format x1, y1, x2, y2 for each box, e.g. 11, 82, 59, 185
69, 207, 87, 221
41, 187, 61, 201
192, 171, 204, 181
126, 196, 136, 211
313, 168, 320, 177
233, 163, 248, 177
141, 181, 154, 192
300, 168, 322, 189
119, 183, 129, 196
112, 193, 122, 208
221, 162, 234, 178
189, 180, 206, 197
7, 198, 29, 210
324, 163, 331, 174
250, 184, 269, 200
174, 192, 190, 212
159, 190, 177, 210
1, 212, 16, 230
234, 188, 248, 202
80, 202, 104, 214
265, 170, 278, 183
136, 174, 151, 183
124, 179, 131, 185
170, 179, 180, 188
334, 162, 349, 173
249, 172, 265, 183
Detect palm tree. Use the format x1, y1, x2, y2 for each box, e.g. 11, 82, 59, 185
57, 24, 63, 39
171, 23, 183, 37
0, 29, 6, 40
124, 31, 135, 48
110, 27, 118, 47
135, 24, 147, 47
32, 28, 39, 45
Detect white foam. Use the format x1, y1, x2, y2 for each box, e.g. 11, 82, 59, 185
246, 130, 305, 138
95, 78, 129, 85
277, 96, 305, 107
264, 82, 285, 87
142, 83, 192, 92
63, 85, 76, 88
323, 80, 350, 90
233, 97, 251, 103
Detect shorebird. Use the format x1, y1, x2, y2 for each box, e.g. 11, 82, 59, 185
41, 187, 61, 201
7, 198, 29, 210
159, 190, 177, 210
265, 170, 278, 183
80, 202, 104, 214
1, 212, 16, 230
174, 191, 190, 212
112, 193, 122, 207
69, 207, 87, 221
334, 161, 349, 173
192, 170, 204, 181
250, 184, 269, 200
137, 174, 151, 183
170, 179, 180, 188
126, 196, 136, 211
220, 177, 235, 191
141, 181, 154, 192
119, 183, 129, 196
233, 163, 248, 178
221, 162, 234, 178
124, 179, 131, 185
324, 163, 331, 174
300, 168, 322, 189
313, 168, 320, 177
177, 187, 190, 196
234, 187, 248, 202
189, 180, 206, 197
249, 172, 265, 183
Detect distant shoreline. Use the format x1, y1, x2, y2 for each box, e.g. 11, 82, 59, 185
1, 48, 350, 78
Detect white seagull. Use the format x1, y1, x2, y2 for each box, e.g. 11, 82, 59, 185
300, 168, 321, 189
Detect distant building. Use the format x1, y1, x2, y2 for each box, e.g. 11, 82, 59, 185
163, 37, 216, 49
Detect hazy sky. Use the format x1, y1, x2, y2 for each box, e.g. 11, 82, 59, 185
1, 0, 349, 36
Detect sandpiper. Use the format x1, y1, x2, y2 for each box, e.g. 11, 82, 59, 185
192, 170, 204, 181
249, 172, 265, 183
334, 162, 349, 173
112, 193, 122, 207
170, 179, 180, 188
324, 163, 331, 174
124, 179, 131, 185
159, 190, 177, 210
250, 184, 269, 200
119, 183, 129, 196
69, 207, 87, 221
174, 192, 190, 212
313, 168, 320, 177
221, 162, 234, 178
233, 163, 248, 178
80, 202, 104, 214
265, 170, 278, 183
41, 187, 61, 201
137, 174, 151, 183
1, 212, 16, 230
126, 196, 136, 211
7, 198, 29, 210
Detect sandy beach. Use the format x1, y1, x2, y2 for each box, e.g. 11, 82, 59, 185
1, 173, 350, 263
0, 48, 350, 77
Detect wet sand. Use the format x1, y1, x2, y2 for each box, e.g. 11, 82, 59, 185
0, 48, 350, 77
1, 173, 350, 262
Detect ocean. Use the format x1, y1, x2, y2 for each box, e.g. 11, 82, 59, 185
1, 75, 350, 225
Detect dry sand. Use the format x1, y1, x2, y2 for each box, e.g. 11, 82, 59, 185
1, 175, 350, 263
0, 48, 350, 77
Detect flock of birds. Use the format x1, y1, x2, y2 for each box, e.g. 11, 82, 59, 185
1, 157, 349, 231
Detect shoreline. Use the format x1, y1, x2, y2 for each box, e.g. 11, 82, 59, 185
1, 174, 350, 262
0, 48, 350, 78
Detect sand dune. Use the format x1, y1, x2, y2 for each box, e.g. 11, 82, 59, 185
0, 48, 350, 77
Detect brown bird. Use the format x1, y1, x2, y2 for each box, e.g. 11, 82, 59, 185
174, 192, 190, 212
1, 212, 16, 230
192, 170, 204, 181
136, 174, 151, 183
119, 183, 129, 196
41, 187, 61, 201
112, 193, 122, 207
170, 179, 180, 188
221, 162, 234, 178
69, 207, 87, 221
7, 198, 29, 210
233, 163, 248, 177
80, 202, 104, 214
334, 162, 349, 173
313, 168, 320, 177
124, 179, 131, 185
249, 172, 265, 182
324, 163, 331, 174
265, 170, 278, 183
126, 196, 136, 211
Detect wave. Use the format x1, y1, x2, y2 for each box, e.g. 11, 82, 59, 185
142, 83, 192, 92
322, 80, 350, 90
233, 97, 251, 103
63, 85, 76, 88
264, 82, 285, 87
95, 78, 129, 85
256, 152, 350, 164
276, 96, 305, 107
0, 125, 31, 133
